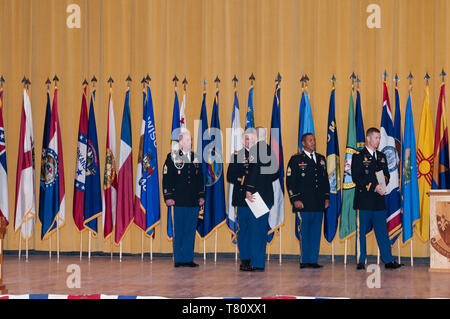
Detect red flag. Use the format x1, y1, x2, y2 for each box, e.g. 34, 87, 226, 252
115, 89, 134, 244
73, 85, 88, 232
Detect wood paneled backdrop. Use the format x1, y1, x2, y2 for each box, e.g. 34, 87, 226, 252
1, 0, 449, 258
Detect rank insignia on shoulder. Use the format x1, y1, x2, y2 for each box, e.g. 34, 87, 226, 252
287, 166, 291, 176
163, 165, 168, 174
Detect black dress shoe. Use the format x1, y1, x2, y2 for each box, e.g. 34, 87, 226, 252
174, 262, 184, 268
356, 263, 365, 270
385, 261, 403, 269
240, 260, 250, 271
300, 263, 311, 269
252, 267, 265, 272
310, 263, 323, 269
240, 265, 254, 272
184, 261, 199, 267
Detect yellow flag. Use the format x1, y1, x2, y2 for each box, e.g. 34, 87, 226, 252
416, 85, 434, 241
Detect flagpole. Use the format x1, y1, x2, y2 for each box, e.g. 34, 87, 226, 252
203, 239, 206, 264
49, 235, 52, 259
141, 232, 144, 261
88, 230, 91, 261
150, 235, 153, 262
57, 222, 60, 262
25, 222, 29, 262
18, 234, 21, 259
79, 231, 83, 260
344, 239, 347, 265
214, 230, 217, 264
397, 239, 401, 264
120, 241, 123, 262
331, 242, 334, 264
410, 240, 413, 266
279, 229, 282, 265
377, 248, 380, 265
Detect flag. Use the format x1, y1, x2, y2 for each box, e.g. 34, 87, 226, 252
115, 88, 134, 244
379, 82, 402, 244
355, 88, 365, 151
102, 88, 117, 239
394, 86, 402, 161
134, 85, 160, 237
180, 89, 187, 129
39, 88, 65, 240
324, 88, 341, 243
225, 88, 242, 242
401, 89, 420, 243
73, 85, 88, 232
295, 87, 314, 240
432, 83, 450, 189
245, 85, 255, 129
339, 89, 357, 240
83, 88, 102, 235
297, 89, 315, 151
416, 84, 434, 241
269, 81, 285, 242
0, 87, 9, 225
166, 88, 181, 240
197, 89, 226, 239
14, 89, 36, 240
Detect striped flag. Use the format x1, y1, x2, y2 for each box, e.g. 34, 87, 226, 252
0, 87, 9, 225
416, 84, 434, 241
226, 88, 242, 242
134, 85, 160, 237
14, 89, 36, 240
339, 89, 357, 240
39, 87, 65, 240
432, 83, 450, 189
379, 81, 402, 244
401, 88, 420, 243
73, 84, 89, 232
269, 81, 284, 242
102, 88, 117, 239
115, 88, 134, 244
324, 88, 341, 243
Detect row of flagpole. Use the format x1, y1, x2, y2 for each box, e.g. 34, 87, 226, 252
1, 69, 449, 264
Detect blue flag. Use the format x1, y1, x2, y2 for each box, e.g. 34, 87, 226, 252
355, 89, 365, 151
245, 86, 255, 129
268, 82, 285, 243
84, 89, 102, 235
140, 86, 160, 237
166, 89, 181, 240
298, 89, 315, 151
197, 89, 226, 239
295, 88, 314, 240
324, 88, 341, 243
39, 91, 53, 239
401, 89, 420, 243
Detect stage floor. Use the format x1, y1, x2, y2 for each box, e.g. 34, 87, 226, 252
2, 255, 449, 298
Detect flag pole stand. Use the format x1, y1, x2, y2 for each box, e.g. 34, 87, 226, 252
410, 241, 413, 267
18, 234, 22, 259
25, 222, 29, 262
397, 239, 401, 264
150, 236, 153, 262
331, 242, 335, 264
214, 230, 217, 264
203, 239, 206, 264
141, 232, 144, 261
56, 222, 60, 263
88, 231, 91, 261
279, 229, 282, 265
79, 231, 83, 260
344, 239, 347, 265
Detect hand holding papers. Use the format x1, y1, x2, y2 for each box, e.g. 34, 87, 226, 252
245, 192, 270, 218
375, 170, 387, 195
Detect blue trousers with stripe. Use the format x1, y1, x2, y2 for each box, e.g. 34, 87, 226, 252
173, 206, 199, 263
237, 206, 269, 269
356, 210, 394, 264
299, 211, 323, 264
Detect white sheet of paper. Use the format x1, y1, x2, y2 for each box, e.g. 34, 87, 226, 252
245, 192, 270, 218
375, 170, 386, 194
